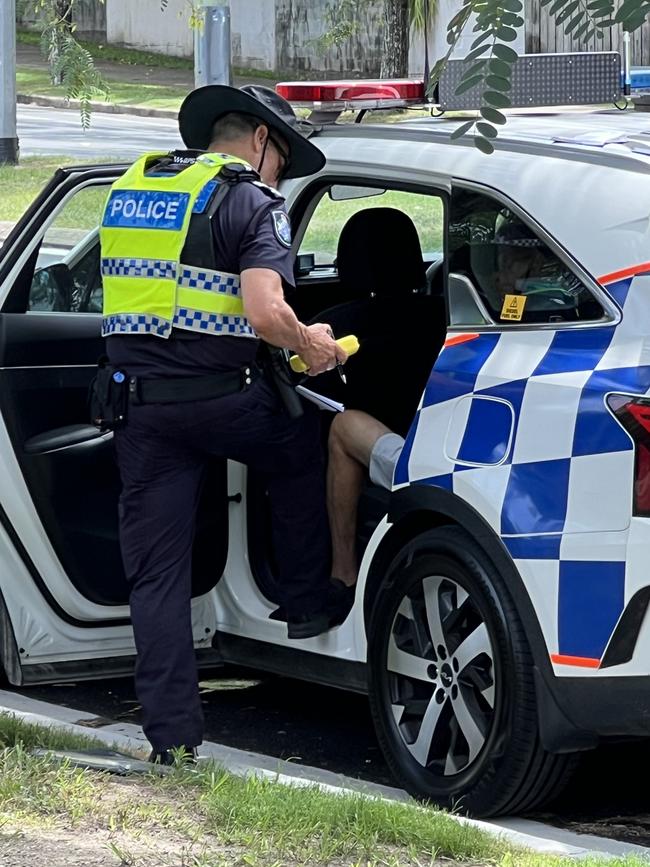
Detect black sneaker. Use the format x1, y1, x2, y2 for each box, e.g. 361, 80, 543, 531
148, 746, 198, 766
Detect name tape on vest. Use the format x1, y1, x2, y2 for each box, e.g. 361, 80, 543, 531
103, 190, 190, 231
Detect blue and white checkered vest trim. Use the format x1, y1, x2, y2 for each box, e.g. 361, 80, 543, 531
101, 259, 256, 338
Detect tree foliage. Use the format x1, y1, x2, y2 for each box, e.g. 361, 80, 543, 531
23, 0, 109, 126
22, 0, 200, 127
430, 0, 632, 152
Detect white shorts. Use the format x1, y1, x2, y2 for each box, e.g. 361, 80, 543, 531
369, 433, 405, 490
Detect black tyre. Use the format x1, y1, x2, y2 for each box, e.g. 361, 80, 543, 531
367, 526, 577, 817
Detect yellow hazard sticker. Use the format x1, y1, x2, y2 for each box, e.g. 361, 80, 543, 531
500, 294, 527, 321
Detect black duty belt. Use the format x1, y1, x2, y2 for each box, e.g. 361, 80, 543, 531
129, 365, 259, 405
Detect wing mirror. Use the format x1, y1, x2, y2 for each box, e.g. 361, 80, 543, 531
29, 263, 75, 312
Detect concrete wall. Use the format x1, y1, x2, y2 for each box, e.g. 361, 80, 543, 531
105, 0, 522, 77
107, 0, 194, 57
19, 0, 106, 38
231, 0, 276, 71
275, 0, 383, 78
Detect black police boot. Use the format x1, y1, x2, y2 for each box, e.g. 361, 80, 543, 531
287, 611, 330, 639
148, 746, 198, 766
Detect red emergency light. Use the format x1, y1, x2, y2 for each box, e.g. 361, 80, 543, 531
277, 79, 426, 111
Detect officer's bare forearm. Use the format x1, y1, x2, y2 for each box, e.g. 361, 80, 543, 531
241, 268, 310, 353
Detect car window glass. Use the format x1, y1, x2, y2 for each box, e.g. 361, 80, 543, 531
29, 184, 108, 313
299, 188, 444, 266
449, 188, 604, 324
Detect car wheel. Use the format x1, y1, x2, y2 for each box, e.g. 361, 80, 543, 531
367, 525, 577, 817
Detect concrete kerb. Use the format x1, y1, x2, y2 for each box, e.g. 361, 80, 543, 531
17, 93, 178, 120
0, 690, 647, 861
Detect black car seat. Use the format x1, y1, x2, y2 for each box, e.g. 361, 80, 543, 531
311, 207, 447, 437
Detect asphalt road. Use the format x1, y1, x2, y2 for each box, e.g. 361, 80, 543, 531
15, 665, 650, 847
17, 105, 182, 160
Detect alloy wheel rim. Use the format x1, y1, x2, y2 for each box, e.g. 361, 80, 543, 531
386, 574, 496, 777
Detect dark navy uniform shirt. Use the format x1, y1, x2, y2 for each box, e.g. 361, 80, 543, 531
106, 178, 295, 379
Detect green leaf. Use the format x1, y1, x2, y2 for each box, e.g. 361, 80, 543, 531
573, 19, 593, 37
593, 16, 616, 25
502, 0, 524, 10
501, 12, 525, 25
484, 89, 512, 108
492, 44, 519, 62
448, 6, 472, 28
470, 29, 493, 47
486, 74, 513, 91
489, 57, 513, 77
477, 121, 498, 138
548, 0, 571, 14
564, 12, 586, 32
555, 0, 582, 23
496, 25, 519, 40
450, 120, 475, 139
465, 60, 489, 77
456, 74, 485, 94
615, 0, 643, 22
475, 135, 495, 154
587, 0, 611, 9
465, 43, 492, 60
481, 105, 507, 124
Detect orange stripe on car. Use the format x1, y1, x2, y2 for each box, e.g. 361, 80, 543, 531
444, 333, 480, 349
598, 262, 650, 286
550, 653, 600, 669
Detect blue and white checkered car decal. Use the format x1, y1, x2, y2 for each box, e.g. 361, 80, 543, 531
393, 268, 650, 674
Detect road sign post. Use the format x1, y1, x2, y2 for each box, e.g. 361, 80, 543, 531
0, 0, 19, 164
194, 2, 232, 88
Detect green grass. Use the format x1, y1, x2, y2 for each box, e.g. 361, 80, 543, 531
301, 189, 444, 262
17, 27, 194, 71
0, 713, 647, 867
16, 66, 187, 111
0, 157, 97, 225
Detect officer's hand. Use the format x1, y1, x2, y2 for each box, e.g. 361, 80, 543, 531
301, 323, 348, 377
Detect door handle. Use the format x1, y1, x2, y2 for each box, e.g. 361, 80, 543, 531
24, 424, 113, 455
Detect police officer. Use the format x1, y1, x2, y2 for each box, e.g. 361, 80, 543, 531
99, 85, 346, 763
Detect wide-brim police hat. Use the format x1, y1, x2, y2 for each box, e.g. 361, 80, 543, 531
178, 84, 325, 180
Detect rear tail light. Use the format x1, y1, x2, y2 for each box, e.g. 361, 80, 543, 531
608, 395, 650, 515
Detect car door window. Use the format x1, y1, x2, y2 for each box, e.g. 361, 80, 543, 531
449, 188, 604, 324
29, 184, 107, 313
299, 187, 444, 267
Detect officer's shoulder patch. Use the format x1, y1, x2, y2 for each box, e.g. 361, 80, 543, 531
253, 180, 283, 200
272, 210, 292, 248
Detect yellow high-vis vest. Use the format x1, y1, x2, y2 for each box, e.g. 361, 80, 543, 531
100, 151, 255, 339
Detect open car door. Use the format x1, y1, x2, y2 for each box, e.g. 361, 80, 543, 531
0, 164, 228, 626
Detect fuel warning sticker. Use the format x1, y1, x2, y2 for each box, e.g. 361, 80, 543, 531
501, 294, 527, 321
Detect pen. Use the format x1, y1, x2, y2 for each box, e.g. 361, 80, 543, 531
328, 327, 347, 385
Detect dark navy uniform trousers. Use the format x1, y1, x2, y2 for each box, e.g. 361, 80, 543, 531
113, 376, 330, 752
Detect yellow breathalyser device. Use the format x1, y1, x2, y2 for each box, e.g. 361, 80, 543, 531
289, 334, 360, 374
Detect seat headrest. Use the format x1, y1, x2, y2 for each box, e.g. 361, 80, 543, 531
336, 207, 427, 299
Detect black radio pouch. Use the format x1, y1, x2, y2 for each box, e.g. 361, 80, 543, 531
89, 356, 130, 431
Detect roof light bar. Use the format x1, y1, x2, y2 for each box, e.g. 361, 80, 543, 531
277, 79, 425, 112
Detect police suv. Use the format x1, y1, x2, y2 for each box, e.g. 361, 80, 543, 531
2, 70, 650, 818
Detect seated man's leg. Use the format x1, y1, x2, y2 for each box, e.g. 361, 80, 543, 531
327, 410, 393, 587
